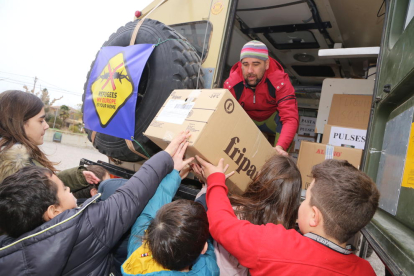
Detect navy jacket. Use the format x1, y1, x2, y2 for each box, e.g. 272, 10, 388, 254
0, 151, 173, 276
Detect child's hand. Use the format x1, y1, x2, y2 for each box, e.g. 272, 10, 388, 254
195, 156, 234, 180
164, 130, 191, 157
173, 141, 194, 172
192, 163, 207, 184
83, 171, 100, 184
192, 163, 234, 184
179, 164, 191, 180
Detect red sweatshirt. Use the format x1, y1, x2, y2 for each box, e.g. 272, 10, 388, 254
206, 173, 376, 276
223, 58, 298, 150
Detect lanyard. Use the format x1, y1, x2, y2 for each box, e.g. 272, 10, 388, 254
304, 233, 351, 255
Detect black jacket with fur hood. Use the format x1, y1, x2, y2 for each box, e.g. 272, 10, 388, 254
0, 143, 32, 183
0, 142, 89, 191
0, 151, 173, 275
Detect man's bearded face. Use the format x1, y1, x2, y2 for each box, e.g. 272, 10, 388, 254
241, 58, 269, 87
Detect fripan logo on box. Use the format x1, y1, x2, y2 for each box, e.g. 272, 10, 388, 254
224, 137, 259, 180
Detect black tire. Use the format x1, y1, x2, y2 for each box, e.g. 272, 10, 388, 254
82, 19, 204, 161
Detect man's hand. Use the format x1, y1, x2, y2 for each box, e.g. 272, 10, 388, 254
195, 156, 234, 180
164, 130, 191, 157
83, 171, 100, 184
275, 145, 288, 156
173, 141, 194, 172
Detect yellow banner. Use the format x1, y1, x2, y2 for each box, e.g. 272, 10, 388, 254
91, 53, 133, 126
402, 123, 414, 189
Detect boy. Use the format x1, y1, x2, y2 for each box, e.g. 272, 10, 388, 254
196, 156, 379, 276
0, 132, 191, 276
73, 165, 111, 204
122, 141, 219, 275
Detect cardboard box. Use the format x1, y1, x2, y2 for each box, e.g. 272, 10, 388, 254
144, 89, 275, 194
322, 124, 367, 150
327, 94, 372, 129
297, 141, 363, 189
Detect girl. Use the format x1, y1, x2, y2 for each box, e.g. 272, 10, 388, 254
0, 90, 99, 188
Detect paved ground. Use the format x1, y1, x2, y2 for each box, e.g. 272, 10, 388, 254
39, 141, 386, 275
40, 141, 108, 170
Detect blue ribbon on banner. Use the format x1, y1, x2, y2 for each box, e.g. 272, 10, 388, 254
84, 44, 155, 140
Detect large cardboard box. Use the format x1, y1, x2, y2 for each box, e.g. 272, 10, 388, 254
144, 89, 275, 194
327, 94, 372, 129
322, 124, 367, 150
297, 141, 363, 189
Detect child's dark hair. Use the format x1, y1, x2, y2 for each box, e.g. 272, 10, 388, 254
0, 166, 58, 238
229, 154, 302, 229
310, 159, 380, 243
145, 200, 209, 271
73, 165, 108, 199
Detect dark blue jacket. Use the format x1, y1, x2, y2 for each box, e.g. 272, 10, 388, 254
0, 151, 173, 276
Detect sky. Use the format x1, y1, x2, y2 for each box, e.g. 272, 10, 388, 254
0, 0, 154, 108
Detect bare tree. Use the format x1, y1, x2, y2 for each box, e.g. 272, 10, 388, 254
23, 77, 63, 112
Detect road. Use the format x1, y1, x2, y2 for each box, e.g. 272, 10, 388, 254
40, 141, 108, 171
39, 141, 386, 275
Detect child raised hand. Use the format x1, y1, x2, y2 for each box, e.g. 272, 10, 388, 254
164, 130, 191, 157
172, 141, 194, 172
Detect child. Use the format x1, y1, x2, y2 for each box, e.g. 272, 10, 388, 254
197, 156, 379, 276
122, 142, 219, 276
193, 154, 301, 275
0, 132, 191, 276
73, 165, 111, 204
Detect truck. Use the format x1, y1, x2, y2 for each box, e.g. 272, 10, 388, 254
82, 1, 414, 274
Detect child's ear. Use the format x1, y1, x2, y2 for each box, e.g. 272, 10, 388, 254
90, 188, 98, 197
43, 205, 62, 221
200, 242, 208, 255
310, 206, 322, 227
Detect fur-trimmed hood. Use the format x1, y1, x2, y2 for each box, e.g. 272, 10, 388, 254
0, 143, 32, 183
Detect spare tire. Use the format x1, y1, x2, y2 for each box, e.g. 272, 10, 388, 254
82, 19, 204, 162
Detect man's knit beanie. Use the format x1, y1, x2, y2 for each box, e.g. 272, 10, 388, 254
240, 40, 269, 61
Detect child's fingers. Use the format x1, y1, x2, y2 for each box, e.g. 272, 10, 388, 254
192, 164, 201, 174
179, 141, 189, 156
225, 171, 235, 179
223, 164, 230, 173
217, 158, 225, 170
175, 142, 185, 157
182, 157, 195, 167
195, 155, 208, 168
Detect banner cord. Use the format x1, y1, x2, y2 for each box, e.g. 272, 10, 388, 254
131, 137, 151, 158
154, 38, 197, 53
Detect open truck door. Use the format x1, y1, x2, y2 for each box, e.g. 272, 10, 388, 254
360, 1, 414, 274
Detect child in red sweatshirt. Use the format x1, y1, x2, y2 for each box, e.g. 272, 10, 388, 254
196, 156, 379, 276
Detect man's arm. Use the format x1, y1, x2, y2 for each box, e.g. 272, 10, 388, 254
206, 172, 264, 270
275, 76, 299, 151
127, 170, 181, 257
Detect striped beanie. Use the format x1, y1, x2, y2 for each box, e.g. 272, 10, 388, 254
240, 40, 268, 61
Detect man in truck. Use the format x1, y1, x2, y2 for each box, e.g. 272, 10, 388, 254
224, 40, 299, 156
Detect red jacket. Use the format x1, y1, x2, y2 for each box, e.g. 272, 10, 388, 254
206, 173, 376, 276
223, 58, 298, 150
